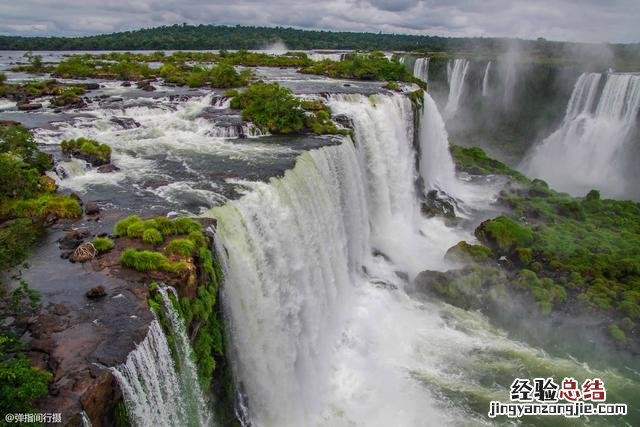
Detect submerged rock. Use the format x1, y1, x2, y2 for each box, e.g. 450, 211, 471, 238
86, 286, 107, 299
97, 163, 120, 173
109, 116, 140, 129
18, 102, 42, 111
59, 228, 90, 250
421, 189, 456, 218
85, 202, 100, 215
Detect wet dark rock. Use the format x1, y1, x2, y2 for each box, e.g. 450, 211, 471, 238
97, 163, 120, 173
109, 116, 140, 129
0, 120, 21, 127
136, 80, 156, 91
52, 304, 70, 316
421, 190, 456, 218
333, 114, 354, 129
18, 102, 43, 111
58, 228, 90, 250
121, 81, 131, 87
85, 202, 100, 215
86, 286, 107, 299
76, 82, 100, 90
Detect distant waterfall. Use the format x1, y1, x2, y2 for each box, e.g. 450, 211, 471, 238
523, 72, 640, 198
444, 59, 470, 119
502, 60, 517, 107
418, 92, 459, 196
112, 288, 212, 427
412, 57, 430, 83
482, 61, 492, 96
213, 93, 455, 426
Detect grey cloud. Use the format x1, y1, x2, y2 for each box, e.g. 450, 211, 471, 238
0, 0, 637, 43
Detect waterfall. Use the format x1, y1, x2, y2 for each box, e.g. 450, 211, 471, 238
481, 61, 491, 96
523, 72, 640, 198
412, 57, 430, 83
418, 92, 459, 196
212, 93, 469, 426
112, 288, 212, 427
444, 59, 470, 119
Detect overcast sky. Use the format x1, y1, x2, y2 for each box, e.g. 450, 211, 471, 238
1, 0, 638, 43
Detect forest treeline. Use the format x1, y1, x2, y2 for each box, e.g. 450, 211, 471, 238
0, 24, 638, 62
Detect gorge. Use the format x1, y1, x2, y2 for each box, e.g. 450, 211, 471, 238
0, 41, 639, 427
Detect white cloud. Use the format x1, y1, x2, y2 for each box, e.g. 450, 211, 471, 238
0, 0, 637, 43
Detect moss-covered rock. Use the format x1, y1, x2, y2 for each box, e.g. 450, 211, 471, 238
445, 241, 494, 265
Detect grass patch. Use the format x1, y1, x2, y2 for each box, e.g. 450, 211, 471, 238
165, 238, 196, 258
91, 237, 114, 253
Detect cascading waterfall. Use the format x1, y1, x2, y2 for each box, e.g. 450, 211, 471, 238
112, 287, 212, 427
481, 61, 491, 96
418, 92, 459, 196
444, 59, 470, 119
212, 93, 480, 427
412, 57, 430, 83
211, 91, 626, 427
523, 72, 640, 198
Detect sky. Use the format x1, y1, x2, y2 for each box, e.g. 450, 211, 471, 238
0, 0, 639, 43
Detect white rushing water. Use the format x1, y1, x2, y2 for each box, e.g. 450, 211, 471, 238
412, 57, 430, 83
481, 61, 491, 97
112, 290, 212, 427
211, 93, 494, 427
444, 59, 470, 120
523, 72, 640, 198
418, 92, 458, 196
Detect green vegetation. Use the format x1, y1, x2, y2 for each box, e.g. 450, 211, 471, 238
229, 82, 348, 135
230, 82, 305, 134
475, 215, 533, 253
445, 241, 493, 264
165, 238, 196, 258
0, 125, 81, 274
60, 137, 111, 165
0, 282, 50, 415
91, 237, 114, 253
0, 334, 52, 415
142, 228, 163, 246
115, 215, 205, 274
300, 52, 420, 85
450, 145, 529, 182
51, 86, 85, 107
444, 146, 640, 346
53, 55, 154, 80
120, 249, 178, 272
2, 194, 83, 219
384, 81, 401, 91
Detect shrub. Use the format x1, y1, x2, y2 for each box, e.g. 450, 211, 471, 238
0, 219, 40, 271
475, 216, 533, 253
166, 238, 196, 257
0, 72, 6, 84
114, 215, 141, 236
0, 154, 41, 199
174, 217, 201, 235
92, 237, 114, 253
0, 335, 52, 414
142, 228, 163, 245
608, 324, 627, 345
60, 137, 111, 164
384, 81, 401, 91
230, 82, 305, 134
4, 194, 82, 219
0, 124, 52, 172
153, 216, 177, 236
120, 249, 170, 272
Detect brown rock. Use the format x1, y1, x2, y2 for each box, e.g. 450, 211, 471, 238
85, 202, 100, 215
17, 102, 42, 111
86, 286, 107, 299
